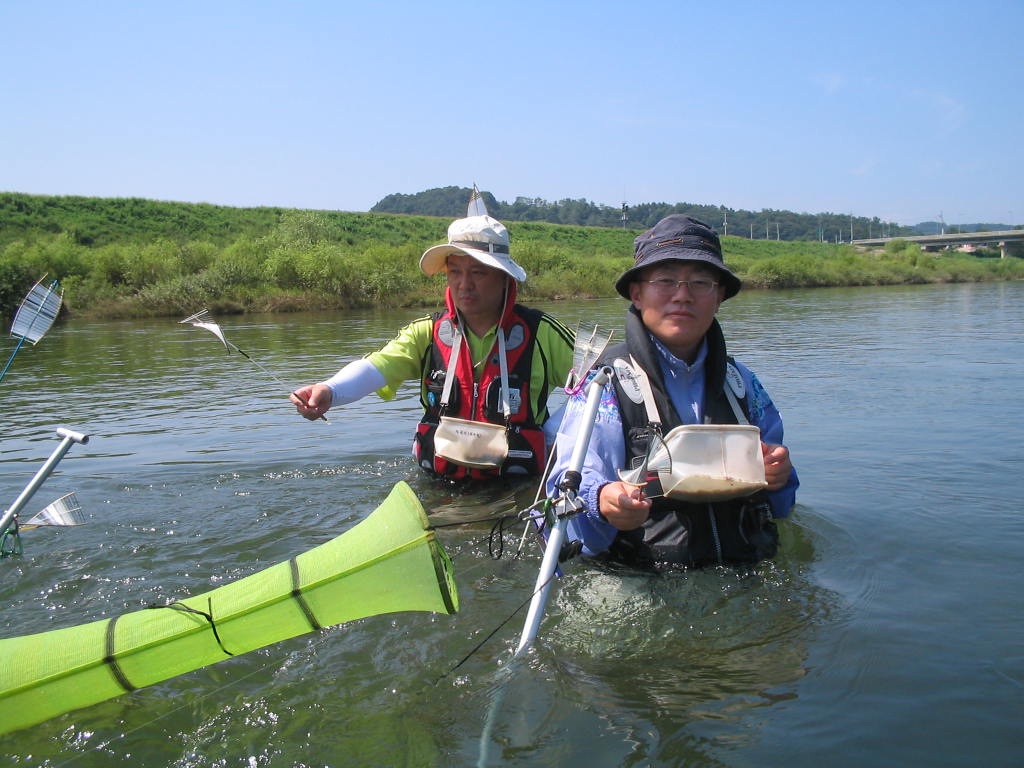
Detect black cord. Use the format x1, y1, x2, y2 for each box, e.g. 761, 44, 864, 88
430, 569, 557, 685
156, 598, 234, 656
427, 513, 517, 530
487, 515, 513, 559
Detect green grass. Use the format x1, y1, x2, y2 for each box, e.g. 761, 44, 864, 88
2, 193, 1022, 322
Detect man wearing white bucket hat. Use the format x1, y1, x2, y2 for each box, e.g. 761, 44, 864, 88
545, 214, 798, 567
291, 188, 574, 480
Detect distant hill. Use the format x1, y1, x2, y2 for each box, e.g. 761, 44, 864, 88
0, 193, 449, 250
0, 193, 290, 247
371, 186, 921, 242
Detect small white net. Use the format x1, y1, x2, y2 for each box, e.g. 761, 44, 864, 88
565, 323, 613, 393
24, 492, 85, 528
11, 278, 63, 344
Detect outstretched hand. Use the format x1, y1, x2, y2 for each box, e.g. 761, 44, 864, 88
597, 481, 652, 531
290, 384, 333, 421
762, 442, 792, 491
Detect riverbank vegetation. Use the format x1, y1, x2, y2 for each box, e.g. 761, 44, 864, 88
2, 193, 1022, 323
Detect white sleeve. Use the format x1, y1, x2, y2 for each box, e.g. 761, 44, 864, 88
318, 359, 388, 406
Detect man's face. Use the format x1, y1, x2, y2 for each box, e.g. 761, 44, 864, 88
445, 253, 508, 325
628, 261, 726, 362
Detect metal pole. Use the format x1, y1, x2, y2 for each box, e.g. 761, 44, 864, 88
514, 367, 610, 657
0, 427, 89, 538
0, 338, 27, 383
479, 369, 612, 766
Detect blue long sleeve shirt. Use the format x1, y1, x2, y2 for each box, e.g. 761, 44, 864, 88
544, 335, 798, 557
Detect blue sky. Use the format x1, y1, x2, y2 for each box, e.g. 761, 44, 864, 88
2, 0, 1021, 226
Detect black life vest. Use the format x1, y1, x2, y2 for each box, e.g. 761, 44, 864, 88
414, 286, 549, 479
597, 306, 778, 568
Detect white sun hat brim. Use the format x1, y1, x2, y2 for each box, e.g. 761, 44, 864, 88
419, 214, 528, 282
420, 243, 528, 282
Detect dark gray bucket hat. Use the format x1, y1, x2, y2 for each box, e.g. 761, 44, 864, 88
615, 214, 741, 300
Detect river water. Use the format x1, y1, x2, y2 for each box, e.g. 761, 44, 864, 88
1, 282, 1021, 767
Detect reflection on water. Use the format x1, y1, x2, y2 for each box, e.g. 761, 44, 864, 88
1, 283, 1023, 766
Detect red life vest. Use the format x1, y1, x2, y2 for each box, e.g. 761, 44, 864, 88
414, 283, 548, 479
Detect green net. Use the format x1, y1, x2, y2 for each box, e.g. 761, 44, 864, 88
0, 481, 458, 735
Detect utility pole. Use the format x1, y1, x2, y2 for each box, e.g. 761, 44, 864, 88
722, 208, 728, 236
620, 202, 629, 229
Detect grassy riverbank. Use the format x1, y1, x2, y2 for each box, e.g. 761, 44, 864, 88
2, 193, 1022, 322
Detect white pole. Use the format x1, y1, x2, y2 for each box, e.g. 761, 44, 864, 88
0, 428, 89, 540
478, 368, 612, 766
513, 367, 610, 657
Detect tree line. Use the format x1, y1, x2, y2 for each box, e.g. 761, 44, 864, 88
371, 186, 918, 242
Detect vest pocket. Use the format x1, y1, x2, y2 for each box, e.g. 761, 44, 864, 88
425, 368, 457, 413
484, 373, 523, 420
502, 426, 541, 476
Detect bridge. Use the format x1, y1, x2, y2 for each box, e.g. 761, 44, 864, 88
851, 229, 1024, 257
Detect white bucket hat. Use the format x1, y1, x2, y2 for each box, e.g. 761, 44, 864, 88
420, 187, 528, 282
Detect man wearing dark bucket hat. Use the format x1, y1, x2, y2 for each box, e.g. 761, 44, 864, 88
545, 214, 798, 567
291, 191, 575, 480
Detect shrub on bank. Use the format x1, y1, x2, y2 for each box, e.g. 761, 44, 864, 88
1, 211, 1022, 323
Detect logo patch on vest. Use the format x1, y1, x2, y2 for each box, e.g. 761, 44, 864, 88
725, 362, 745, 399
504, 323, 526, 351
613, 358, 644, 404
438, 318, 457, 347
507, 388, 522, 414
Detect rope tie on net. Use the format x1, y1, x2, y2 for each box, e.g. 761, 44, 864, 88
153, 598, 235, 657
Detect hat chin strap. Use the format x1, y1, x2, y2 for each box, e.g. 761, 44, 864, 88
502, 276, 518, 311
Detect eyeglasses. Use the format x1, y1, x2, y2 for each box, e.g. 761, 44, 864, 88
642, 277, 719, 297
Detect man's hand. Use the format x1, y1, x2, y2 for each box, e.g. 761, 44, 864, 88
597, 481, 652, 530
762, 442, 792, 491
290, 384, 333, 421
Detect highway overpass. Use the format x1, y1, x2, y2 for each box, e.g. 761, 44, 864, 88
851, 229, 1024, 257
